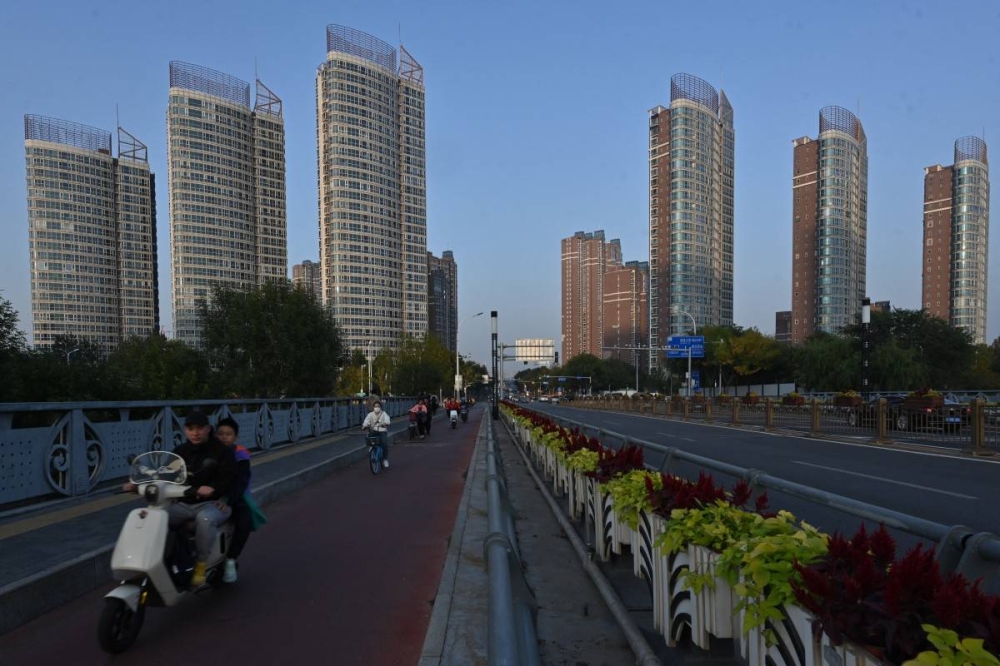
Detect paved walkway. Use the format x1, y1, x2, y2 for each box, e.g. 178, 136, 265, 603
0, 410, 478, 665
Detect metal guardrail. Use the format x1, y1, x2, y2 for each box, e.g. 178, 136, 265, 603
573, 396, 997, 453
484, 412, 541, 666
0, 396, 414, 507
518, 405, 1000, 593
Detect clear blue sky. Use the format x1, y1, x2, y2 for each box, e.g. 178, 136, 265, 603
2, 0, 999, 370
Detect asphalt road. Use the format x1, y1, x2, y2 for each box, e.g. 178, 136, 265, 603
531, 404, 1000, 544
0, 411, 480, 666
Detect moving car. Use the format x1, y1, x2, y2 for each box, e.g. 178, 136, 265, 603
846, 395, 970, 433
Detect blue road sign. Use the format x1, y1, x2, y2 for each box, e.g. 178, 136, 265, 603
558, 377, 566, 382
690, 370, 701, 390
667, 335, 705, 358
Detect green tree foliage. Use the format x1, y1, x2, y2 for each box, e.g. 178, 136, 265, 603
391, 334, 453, 396
106, 333, 214, 400
198, 282, 344, 398
792, 333, 858, 391
716, 328, 780, 384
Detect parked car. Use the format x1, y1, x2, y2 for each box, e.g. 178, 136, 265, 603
846, 396, 970, 433
538, 396, 550, 403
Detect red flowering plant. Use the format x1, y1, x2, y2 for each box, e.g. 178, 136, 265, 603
562, 427, 604, 456
645, 474, 772, 518
793, 526, 1000, 663
586, 444, 645, 483
792, 524, 897, 649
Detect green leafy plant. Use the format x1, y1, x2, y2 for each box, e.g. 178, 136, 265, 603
904, 625, 1000, 666
837, 389, 861, 398
716, 511, 829, 643
604, 470, 662, 529
565, 448, 600, 473
908, 388, 943, 398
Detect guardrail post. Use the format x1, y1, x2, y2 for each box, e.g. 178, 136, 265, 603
969, 399, 991, 456
705, 401, 713, 423
877, 398, 889, 442
733, 399, 741, 425
811, 399, 821, 435
765, 399, 775, 430
69, 408, 91, 496
683, 400, 690, 421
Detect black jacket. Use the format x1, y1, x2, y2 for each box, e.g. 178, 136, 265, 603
172, 438, 237, 504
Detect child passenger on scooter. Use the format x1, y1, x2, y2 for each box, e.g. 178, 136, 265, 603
214, 417, 251, 583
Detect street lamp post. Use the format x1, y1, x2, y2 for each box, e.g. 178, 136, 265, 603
491, 311, 499, 419
671, 306, 697, 397
66, 348, 81, 364
456, 311, 484, 399
861, 298, 871, 402
366, 340, 373, 396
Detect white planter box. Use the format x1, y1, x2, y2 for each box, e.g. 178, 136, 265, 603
600, 489, 620, 557
586, 478, 610, 561
736, 593, 817, 666
567, 469, 587, 520
818, 633, 883, 666
686, 545, 735, 650
661, 545, 695, 647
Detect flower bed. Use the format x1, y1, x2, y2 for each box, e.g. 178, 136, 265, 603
499, 401, 1000, 665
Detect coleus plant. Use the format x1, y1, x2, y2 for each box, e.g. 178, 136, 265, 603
586, 444, 645, 483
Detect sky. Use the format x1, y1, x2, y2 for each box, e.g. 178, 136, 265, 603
2, 0, 1000, 373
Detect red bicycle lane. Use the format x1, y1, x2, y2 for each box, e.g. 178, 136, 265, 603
0, 410, 481, 666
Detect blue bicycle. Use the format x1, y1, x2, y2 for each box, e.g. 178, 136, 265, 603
365, 430, 386, 475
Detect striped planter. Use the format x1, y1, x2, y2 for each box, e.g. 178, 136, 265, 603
586, 478, 610, 561
736, 594, 816, 666
818, 634, 883, 666
687, 545, 735, 650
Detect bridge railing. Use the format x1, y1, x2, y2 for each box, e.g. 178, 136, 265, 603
484, 412, 540, 666
0, 396, 413, 507
513, 404, 1000, 592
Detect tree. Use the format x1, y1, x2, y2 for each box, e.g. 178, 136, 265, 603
870, 340, 926, 391
391, 334, 453, 396
717, 329, 780, 386
0, 294, 27, 360
106, 333, 214, 400
199, 282, 344, 398
793, 333, 858, 391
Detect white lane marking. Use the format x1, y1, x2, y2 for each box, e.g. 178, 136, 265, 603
612, 411, 1000, 466
605, 420, 621, 426
791, 461, 978, 500
681, 437, 696, 442
657, 432, 677, 438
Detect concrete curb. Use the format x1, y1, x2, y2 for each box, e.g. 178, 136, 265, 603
0, 440, 371, 636
417, 416, 486, 666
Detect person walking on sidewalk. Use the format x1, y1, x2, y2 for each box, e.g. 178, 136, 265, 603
362, 400, 392, 468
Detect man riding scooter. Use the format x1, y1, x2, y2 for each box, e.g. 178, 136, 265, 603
122, 410, 236, 587
445, 397, 461, 428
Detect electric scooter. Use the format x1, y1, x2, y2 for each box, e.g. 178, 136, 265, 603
98, 451, 234, 654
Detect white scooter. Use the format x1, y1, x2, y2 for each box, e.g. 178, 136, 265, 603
98, 451, 234, 654
450, 409, 459, 429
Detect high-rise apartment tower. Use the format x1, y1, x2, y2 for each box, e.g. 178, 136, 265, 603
791, 106, 868, 343
648, 74, 734, 369
167, 61, 287, 346
922, 137, 989, 344
316, 25, 427, 351
24, 115, 159, 355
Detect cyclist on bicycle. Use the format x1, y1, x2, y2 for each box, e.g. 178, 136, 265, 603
361, 400, 391, 468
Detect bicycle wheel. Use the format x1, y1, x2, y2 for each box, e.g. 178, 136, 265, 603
369, 443, 381, 474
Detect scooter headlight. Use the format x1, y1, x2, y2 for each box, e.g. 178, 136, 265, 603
143, 484, 159, 504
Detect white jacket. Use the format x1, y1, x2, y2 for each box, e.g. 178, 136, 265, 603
362, 410, 390, 432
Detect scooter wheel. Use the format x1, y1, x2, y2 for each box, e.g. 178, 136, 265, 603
97, 597, 145, 654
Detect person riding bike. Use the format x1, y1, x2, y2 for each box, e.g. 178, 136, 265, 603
361, 400, 391, 468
